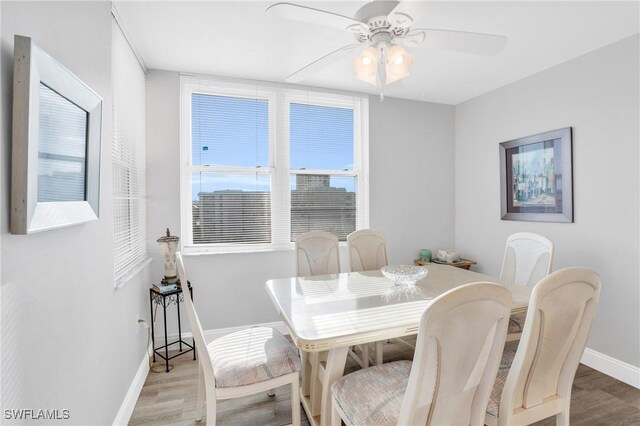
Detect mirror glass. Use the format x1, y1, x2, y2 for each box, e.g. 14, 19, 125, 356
37, 83, 88, 202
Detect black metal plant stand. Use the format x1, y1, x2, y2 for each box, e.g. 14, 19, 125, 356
149, 282, 196, 372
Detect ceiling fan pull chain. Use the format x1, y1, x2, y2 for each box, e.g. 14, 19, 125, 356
378, 45, 387, 101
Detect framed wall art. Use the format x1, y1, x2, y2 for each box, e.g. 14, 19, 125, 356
11, 35, 102, 234
499, 127, 573, 223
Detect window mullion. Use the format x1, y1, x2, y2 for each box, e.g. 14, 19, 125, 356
190, 165, 270, 174
290, 169, 357, 176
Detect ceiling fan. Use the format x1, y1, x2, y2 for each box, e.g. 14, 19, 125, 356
266, 1, 507, 100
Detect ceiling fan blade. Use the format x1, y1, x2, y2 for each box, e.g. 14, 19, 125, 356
398, 30, 426, 47
266, 2, 364, 32
287, 44, 361, 83
387, 1, 422, 27
416, 28, 507, 55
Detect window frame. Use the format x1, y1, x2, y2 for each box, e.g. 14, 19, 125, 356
180, 76, 369, 254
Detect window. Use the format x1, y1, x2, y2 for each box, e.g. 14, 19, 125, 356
112, 18, 148, 285
181, 77, 369, 253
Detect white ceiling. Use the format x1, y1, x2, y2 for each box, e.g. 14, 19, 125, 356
114, 1, 639, 105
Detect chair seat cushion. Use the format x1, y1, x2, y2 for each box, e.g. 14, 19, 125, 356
486, 344, 518, 417
331, 360, 412, 426
209, 327, 301, 388
508, 312, 527, 334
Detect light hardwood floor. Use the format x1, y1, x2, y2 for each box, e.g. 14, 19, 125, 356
130, 338, 640, 425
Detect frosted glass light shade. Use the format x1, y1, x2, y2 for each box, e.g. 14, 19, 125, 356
386, 44, 414, 84
352, 44, 415, 87
353, 47, 378, 85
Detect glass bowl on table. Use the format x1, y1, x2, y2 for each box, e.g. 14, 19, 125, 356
381, 265, 428, 287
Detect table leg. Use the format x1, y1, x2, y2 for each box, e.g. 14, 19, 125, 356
309, 351, 324, 417
177, 291, 183, 352
301, 350, 311, 397
163, 297, 169, 372
320, 347, 348, 426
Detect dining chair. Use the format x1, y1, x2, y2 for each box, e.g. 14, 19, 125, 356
485, 267, 601, 426
500, 232, 554, 341
295, 231, 340, 277
331, 282, 512, 426
347, 229, 388, 272
176, 252, 302, 426
346, 229, 390, 367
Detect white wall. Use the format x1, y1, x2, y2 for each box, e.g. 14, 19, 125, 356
455, 35, 640, 368
146, 70, 456, 333
369, 97, 456, 261
0, 2, 151, 424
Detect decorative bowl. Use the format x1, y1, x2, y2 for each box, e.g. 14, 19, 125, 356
381, 265, 428, 286
436, 249, 461, 263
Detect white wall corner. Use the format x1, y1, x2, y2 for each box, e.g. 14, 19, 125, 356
113, 350, 150, 426
581, 347, 640, 389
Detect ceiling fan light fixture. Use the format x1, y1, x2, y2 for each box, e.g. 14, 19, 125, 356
385, 44, 414, 84
353, 47, 379, 85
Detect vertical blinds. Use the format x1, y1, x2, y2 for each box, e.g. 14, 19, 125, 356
112, 18, 147, 282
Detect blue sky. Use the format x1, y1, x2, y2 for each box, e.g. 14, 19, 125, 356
191, 94, 355, 199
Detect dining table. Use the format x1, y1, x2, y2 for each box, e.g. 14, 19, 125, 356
265, 263, 532, 426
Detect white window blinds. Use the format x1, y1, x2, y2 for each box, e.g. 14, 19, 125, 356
112, 18, 147, 284
190, 94, 271, 245
289, 102, 357, 241
181, 77, 368, 253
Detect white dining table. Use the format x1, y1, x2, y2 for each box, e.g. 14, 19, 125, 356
265, 263, 531, 426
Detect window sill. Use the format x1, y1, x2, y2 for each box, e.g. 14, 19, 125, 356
182, 244, 294, 256
114, 256, 152, 288
182, 241, 348, 256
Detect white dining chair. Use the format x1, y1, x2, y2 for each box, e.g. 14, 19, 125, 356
500, 232, 554, 340
176, 252, 302, 426
295, 231, 340, 277
331, 282, 512, 426
346, 229, 390, 367
485, 267, 601, 426
347, 229, 388, 272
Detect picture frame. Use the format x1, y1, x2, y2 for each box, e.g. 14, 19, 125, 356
499, 127, 573, 223
11, 35, 102, 234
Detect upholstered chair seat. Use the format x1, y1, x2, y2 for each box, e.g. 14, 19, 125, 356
507, 312, 527, 335
485, 345, 517, 417
331, 361, 411, 426
210, 327, 301, 388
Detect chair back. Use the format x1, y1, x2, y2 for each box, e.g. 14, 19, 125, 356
499, 267, 600, 419
176, 252, 216, 388
347, 229, 388, 272
500, 232, 553, 286
295, 231, 340, 277
398, 282, 512, 426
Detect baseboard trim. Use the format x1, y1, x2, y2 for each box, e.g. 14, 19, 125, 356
113, 350, 150, 426
154, 320, 289, 347
581, 347, 640, 389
